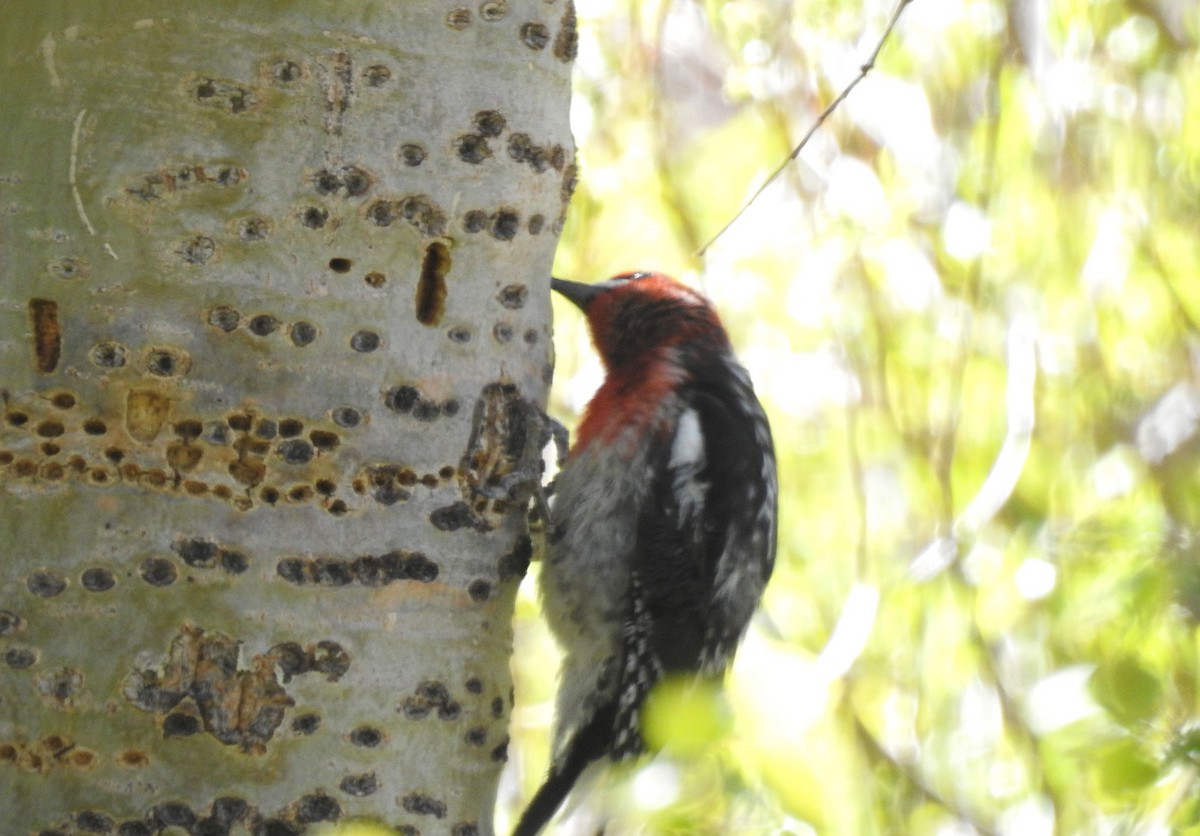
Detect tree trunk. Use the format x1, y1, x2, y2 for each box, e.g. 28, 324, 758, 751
0, 3, 574, 833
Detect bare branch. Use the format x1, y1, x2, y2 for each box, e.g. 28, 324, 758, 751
697, 0, 916, 257
848, 703, 1000, 836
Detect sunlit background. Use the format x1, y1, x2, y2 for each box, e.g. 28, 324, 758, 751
505, 0, 1200, 833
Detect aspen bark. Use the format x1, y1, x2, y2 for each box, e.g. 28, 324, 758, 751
0, 3, 575, 833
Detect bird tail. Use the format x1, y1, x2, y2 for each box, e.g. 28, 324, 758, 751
511, 699, 616, 836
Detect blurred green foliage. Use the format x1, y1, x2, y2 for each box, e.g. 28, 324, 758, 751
510, 0, 1200, 833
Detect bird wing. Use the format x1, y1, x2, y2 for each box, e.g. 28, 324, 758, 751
633, 370, 772, 675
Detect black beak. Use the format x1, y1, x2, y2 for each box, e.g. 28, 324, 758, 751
551, 277, 604, 311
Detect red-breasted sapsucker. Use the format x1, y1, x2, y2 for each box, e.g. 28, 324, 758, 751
513, 272, 777, 835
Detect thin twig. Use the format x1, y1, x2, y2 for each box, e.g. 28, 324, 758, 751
843, 356, 870, 581
696, 0, 915, 256
849, 703, 999, 836
961, 614, 1067, 835
930, 46, 1003, 527
932, 48, 1066, 835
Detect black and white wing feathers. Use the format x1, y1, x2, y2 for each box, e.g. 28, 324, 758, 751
633, 356, 777, 679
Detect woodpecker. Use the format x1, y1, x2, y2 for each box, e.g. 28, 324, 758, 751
513, 272, 777, 835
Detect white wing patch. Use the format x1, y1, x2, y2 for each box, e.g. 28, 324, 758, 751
669, 407, 708, 525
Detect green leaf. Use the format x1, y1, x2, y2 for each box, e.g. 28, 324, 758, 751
1088, 657, 1163, 727
1089, 738, 1159, 800
641, 677, 733, 757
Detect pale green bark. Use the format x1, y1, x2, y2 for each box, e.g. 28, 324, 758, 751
0, 2, 574, 833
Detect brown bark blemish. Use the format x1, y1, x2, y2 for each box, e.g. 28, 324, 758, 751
29, 298, 61, 373
123, 624, 296, 755
126, 391, 171, 443
35, 667, 84, 709
416, 241, 450, 326
554, 1, 579, 62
